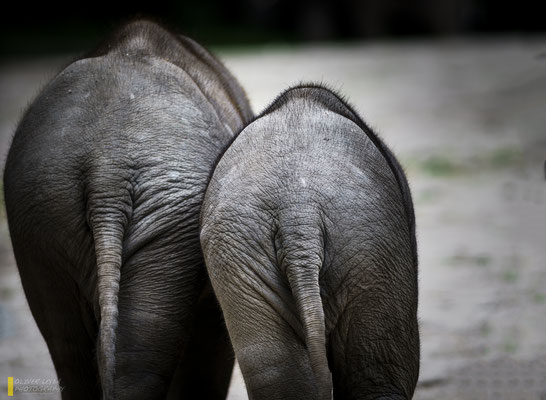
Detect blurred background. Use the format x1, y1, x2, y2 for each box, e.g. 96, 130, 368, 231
1, 1, 545, 399
1, 0, 545, 55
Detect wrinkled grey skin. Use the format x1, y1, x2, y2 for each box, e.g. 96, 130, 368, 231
4, 20, 253, 400
200, 86, 419, 400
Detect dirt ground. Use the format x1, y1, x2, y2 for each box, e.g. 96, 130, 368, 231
1, 37, 545, 399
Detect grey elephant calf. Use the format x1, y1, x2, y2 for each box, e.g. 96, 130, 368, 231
4, 20, 252, 399
201, 85, 419, 400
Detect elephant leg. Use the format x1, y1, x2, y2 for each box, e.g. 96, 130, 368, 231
113, 242, 204, 400
16, 255, 100, 400
213, 274, 320, 400
167, 283, 234, 400
328, 291, 420, 400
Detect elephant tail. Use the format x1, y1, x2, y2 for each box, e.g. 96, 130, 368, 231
87, 191, 131, 399
283, 223, 333, 400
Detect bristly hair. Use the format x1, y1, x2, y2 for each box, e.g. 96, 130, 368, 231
204, 82, 417, 266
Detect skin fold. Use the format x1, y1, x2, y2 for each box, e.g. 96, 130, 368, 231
200, 85, 419, 400
3, 20, 253, 400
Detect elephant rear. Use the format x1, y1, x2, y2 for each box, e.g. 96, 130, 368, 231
4, 20, 252, 400
201, 85, 419, 399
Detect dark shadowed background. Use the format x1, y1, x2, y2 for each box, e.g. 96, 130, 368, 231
1, 0, 545, 55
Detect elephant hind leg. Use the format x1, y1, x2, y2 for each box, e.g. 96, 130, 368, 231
167, 283, 234, 400
112, 241, 205, 400
211, 272, 322, 400
16, 255, 100, 400
328, 294, 419, 400
234, 314, 320, 399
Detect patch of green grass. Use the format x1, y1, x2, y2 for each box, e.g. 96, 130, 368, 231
447, 253, 492, 267
503, 339, 518, 354
420, 155, 459, 177
488, 147, 523, 168
532, 292, 546, 304
502, 269, 518, 283
475, 255, 492, 267
403, 145, 524, 179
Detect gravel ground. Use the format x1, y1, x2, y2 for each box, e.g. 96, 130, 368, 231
1, 37, 545, 399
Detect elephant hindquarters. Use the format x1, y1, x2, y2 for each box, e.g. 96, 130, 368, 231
85, 174, 204, 399
201, 207, 333, 400
107, 231, 207, 399
9, 243, 100, 400
327, 270, 420, 400
206, 251, 322, 400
